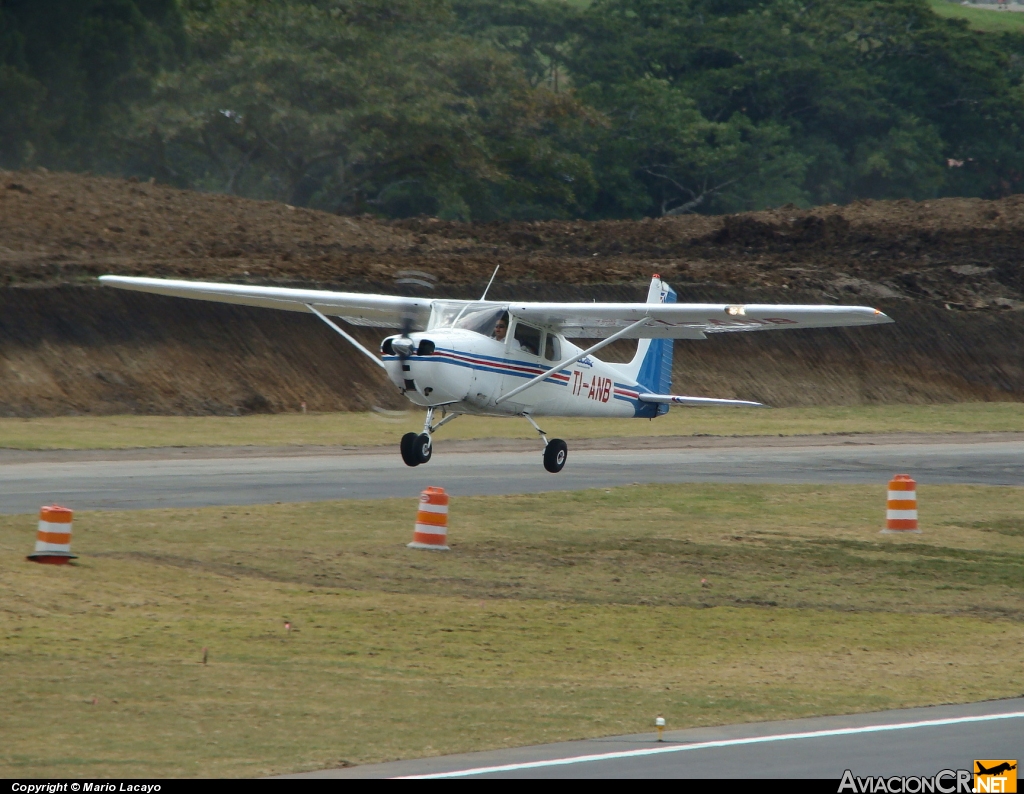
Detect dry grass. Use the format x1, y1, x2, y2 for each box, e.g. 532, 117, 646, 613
1, 402, 1023, 450
1, 483, 1023, 776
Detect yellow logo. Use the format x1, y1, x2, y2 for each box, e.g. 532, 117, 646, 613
975, 760, 1017, 793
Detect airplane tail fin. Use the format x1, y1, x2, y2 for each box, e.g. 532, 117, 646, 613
621, 275, 676, 415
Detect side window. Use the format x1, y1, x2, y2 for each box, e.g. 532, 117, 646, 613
545, 333, 560, 361
512, 322, 541, 356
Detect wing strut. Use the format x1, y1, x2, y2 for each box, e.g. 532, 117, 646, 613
304, 303, 386, 370
495, 317, 648, 405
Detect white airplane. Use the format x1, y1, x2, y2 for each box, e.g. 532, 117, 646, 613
100, 273, 893, 472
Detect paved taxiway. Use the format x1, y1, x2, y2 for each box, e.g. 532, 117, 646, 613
1, 435, 1021, 513
287, 698, 1024, 778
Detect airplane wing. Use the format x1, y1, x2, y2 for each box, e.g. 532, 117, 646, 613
638, 393, 764, 407
100, 276, 893, 337
99, 276, 433, 329
509, 302, 893, 339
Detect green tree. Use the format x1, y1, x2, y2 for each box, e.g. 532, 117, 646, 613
580, 77, 806, 217
0, 0, 184, 169
567, 0, 1024, 206
134, 0, 595, 219
452, 0, 581, 90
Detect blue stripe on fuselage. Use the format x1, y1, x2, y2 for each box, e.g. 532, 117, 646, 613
385, 349, 656, 415
386, 349, 571, 385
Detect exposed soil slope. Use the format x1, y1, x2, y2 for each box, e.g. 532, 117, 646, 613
1, 169, 1022, 416
3, 169, 1023, 311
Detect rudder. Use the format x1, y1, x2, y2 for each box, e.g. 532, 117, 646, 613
626, 276, 676, 415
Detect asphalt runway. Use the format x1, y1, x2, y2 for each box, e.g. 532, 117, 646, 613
1, 437, 1022, 513
286, 698, 1024, 779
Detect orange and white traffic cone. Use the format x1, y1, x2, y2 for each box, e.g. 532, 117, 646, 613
27, 505, 78, 564
407, 487, 450, 550
881, 474, 920, 534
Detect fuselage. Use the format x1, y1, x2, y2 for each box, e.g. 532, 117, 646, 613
382, 327, 657, 418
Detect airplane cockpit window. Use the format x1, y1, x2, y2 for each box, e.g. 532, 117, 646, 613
513, 322, 541, 356
428, 303, 507, 337
545, 333, 560, 361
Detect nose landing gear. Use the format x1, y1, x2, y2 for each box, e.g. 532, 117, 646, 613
399, 406, 459, 467
400, 432, 432, 466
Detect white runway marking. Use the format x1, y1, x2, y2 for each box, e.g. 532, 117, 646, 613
397, 711, 1024, 778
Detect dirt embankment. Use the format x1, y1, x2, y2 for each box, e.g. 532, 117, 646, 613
1, 169, 1022, 416
4, 169, 1024, 309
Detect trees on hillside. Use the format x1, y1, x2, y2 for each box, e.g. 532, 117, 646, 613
3, 0, 1024, 218
131, 0, 595, 219
567, 0, 1024, 213
0, 0, 183, 169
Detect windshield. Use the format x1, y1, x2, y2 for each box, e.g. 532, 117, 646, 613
429, 302, 507, 337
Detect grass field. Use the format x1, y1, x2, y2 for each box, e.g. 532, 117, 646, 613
2, 483, 1023, 777
929, 0, 1024, 32
1, 403, 1023, 450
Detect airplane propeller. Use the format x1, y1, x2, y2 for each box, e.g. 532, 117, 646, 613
390, 314, 416, 360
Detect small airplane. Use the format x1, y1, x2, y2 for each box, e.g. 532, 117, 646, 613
976, 762, 1016, 776
100, 272, 893, 472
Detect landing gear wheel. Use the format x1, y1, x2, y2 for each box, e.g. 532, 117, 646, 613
543, 439, 567, 473
414, 433, 433, 465
400, 432, 420, 467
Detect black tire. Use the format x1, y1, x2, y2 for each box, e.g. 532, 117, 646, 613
400, 432, 420, 467
543, 439, 567, 473
415, 433, 433, 464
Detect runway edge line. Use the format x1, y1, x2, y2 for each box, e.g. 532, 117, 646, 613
395, 710, 1024, 779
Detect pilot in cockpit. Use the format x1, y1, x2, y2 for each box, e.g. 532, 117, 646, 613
492, 312, 510, 343
493, 311, 536, 355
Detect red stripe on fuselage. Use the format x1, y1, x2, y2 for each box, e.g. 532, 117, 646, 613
431, 350, 571, 382
408, 350, 643, 398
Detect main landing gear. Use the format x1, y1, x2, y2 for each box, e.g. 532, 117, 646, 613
398, 409, 568, 473
526, 414, 568, 474
400, 406, 460, 467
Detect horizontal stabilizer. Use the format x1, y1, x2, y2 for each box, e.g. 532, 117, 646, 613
638, 393, 764, 408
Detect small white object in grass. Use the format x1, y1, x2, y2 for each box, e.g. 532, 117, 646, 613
655, 716, 665, 727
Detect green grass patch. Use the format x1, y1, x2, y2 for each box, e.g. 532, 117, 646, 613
1, 403, 1022, 450
929, 0, 1024, 32
968, 518, 1024, 537
2, 483, 1023, 776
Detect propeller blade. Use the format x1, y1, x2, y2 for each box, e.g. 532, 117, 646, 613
396, 313, 416, 360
